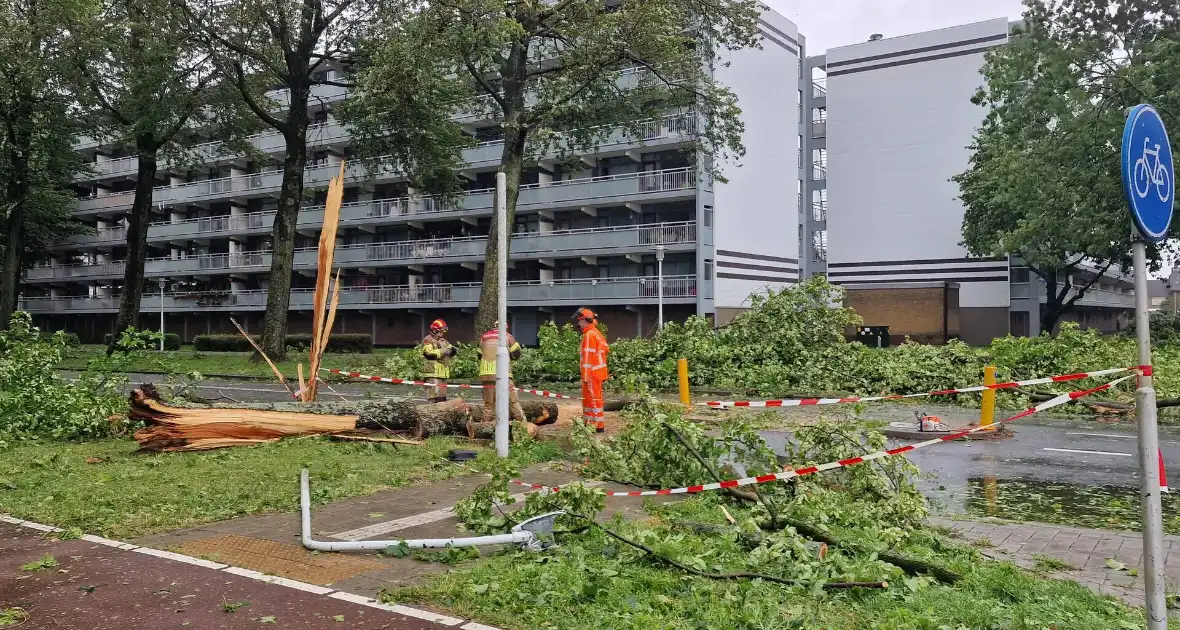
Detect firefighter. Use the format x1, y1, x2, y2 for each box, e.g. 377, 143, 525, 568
478, 321, 525, 422
421, 319, 456, 402
572, 307, 609, 432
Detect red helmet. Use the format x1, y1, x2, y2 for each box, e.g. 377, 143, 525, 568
430, 319, 447, 333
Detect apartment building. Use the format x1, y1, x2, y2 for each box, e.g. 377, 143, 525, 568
20, 6, 806, 346
802, 18, 1135, 345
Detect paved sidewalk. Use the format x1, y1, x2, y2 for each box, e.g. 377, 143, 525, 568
0, 521, 460, 629
931, 516, 1180, 612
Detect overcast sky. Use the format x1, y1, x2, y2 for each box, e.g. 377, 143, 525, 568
766, 0, 1027, 54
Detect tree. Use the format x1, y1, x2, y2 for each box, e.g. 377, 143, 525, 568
176, 0, 379, 360
955, 0, 1179, 334
64, 0, 257, 352
360, 0, 759, 334
0, 0, 87, 328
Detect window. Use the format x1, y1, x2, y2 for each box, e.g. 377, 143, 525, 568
703, 206, 713, 228
704, 259, 713, 281
1010, 267, 1030, 283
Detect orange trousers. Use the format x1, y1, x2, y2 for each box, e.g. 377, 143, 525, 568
581, 378, 605, 429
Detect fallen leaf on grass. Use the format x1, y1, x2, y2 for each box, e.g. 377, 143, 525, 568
85, 457, 106, 465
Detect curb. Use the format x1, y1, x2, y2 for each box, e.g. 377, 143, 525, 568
0, 514, 499, 630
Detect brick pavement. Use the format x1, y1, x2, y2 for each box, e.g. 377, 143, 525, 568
930, 516, 1180, 613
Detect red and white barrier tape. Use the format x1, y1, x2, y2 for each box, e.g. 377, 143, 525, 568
323, 368, 576, 400
497, 376, 1132, 497
700, 366, 1136, 409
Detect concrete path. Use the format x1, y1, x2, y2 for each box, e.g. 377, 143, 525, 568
931, 516, 1180, 613
129, 462, 668, 602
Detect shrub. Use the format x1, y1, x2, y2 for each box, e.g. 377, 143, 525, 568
0, 313, 131, 445
193, 333, 373, 353
41, 331, 80, 346
104, 332, 180, 351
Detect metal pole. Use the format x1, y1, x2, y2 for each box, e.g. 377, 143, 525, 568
1132, 238, 1168, 629
655, 245, 665, 330
159, 281, 165, 352
494, 172, 510, 458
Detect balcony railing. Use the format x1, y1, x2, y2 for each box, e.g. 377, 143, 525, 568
812, 120, 826, 138
811, 201, 826, 223
812, 79, 827, 99
33, 222, 698, 281
19, 274, 698, 312
812, 162, 826, 181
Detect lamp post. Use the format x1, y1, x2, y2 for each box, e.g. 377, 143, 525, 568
494, 171, 509, 458
655, 245, 665, 330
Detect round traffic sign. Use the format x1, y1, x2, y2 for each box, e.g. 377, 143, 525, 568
1121, 104, 1174, 242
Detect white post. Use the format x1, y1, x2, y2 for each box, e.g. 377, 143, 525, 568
159, 280, 166, 352
1132, 238, 1168, 629
655, 245, 665, 330
494, 172, 510, 458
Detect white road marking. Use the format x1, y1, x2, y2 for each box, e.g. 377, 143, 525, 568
1044, 447, 1132, 457
333, 480, 603, 541
1066, 432, 1136, 440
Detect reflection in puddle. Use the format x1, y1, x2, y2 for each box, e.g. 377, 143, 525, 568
959, 477, 1180, 535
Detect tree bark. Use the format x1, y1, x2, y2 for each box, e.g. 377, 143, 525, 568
259, 98, 310, 361
0, 135, 31, 328
110, 142, 159, 352
474, 41, 530, 336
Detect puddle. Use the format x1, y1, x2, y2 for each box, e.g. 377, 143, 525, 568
949, 477, 1180, 535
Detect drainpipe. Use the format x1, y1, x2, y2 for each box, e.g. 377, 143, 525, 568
299, 469, 563, 552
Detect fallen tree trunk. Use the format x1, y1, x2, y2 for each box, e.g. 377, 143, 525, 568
129, 387, 555, 452
466, 420, 539, 440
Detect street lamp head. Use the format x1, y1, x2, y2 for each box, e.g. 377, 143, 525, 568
655, 245, 666, 261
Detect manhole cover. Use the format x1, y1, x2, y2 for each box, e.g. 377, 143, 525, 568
174, 535, 387, 584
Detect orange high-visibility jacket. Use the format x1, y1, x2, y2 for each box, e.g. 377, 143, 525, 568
579, 325, 609, 382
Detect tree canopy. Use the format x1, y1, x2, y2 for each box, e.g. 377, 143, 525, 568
347, 0, 761, 333
955, 0, 1180, 334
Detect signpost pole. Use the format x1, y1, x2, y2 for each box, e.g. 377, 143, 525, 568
494, 171, 510, 458
1120, 103, 1173, 629
1131, 238, 1167, 629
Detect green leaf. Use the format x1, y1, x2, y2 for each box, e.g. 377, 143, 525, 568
259, 616, 276, 623
332, 615, 345, 622
1104, 559, 1127, 571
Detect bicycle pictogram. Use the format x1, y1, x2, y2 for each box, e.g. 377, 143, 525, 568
1133, 136, 1172, 203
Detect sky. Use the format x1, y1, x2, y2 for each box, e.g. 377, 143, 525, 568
765, 0, 1027, 54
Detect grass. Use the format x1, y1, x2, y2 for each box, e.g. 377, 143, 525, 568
386, 496, 1160, 630
0, 608, 29, 627
19, 554, 57, 572
0, 436, 562, 539
55, 345, 403, 379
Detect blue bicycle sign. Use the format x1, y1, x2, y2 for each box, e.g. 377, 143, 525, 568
1121, 104, 1174, 242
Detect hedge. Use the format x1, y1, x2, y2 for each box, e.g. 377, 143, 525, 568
42, 331, 81, 346
193, 333, 373, 354
104, 332, 181, 351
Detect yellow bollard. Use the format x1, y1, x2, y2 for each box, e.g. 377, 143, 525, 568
678, 358, 691, 408
980, 365, 997, 430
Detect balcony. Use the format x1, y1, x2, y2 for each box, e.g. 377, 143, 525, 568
70, 166, 698, 242
81, 122, 350, 182
811, 119, 826, 139
31, 222, 698, 282
19, 275, 699, 313
74, 84, 349, 152
812, 163, 826, 181
812, 80, 827, 100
